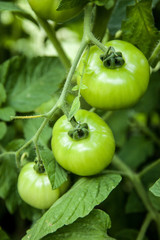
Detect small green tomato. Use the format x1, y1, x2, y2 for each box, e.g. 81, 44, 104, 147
17, 162, 69, 209
51, 110, 115, 176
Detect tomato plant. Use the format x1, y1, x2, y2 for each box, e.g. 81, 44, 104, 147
17, 162, 69, 209
1, 1, 160, 240
51, 110, 115, 176
77, 40, 150, 110
28, 0, 83, 23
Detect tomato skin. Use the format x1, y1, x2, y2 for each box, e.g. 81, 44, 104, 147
17, 162, 61, 209
77, 40, 150, 110
51, 110, 115, 176
28, 0, 83, 23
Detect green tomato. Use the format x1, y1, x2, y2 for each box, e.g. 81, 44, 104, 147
28, 0, 83, 23
17, 162, 69, 209
77, 40, 150, 110
51, 110, 115, 176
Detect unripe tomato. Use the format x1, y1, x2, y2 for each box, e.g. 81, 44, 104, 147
77, 40, 150, 110
51, 110, 115, 176
17, 162, 69, 209
28, 0, 83, 23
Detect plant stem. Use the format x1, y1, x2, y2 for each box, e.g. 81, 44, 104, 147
135, 122, 160, 147
89, 107, 96, 112
83, 3, 95, 36
112, 155, 160, 234
139, 158, 160, 177
103, 169, 129, 177
149, 41, 160, 68
78, 46, 90, 99
57, 4, 96, 115
83, 3, 107, 52
15, 108, 58, 168
37, 17, 71, 70
0, 144, 5, 153
11, 114, 45, 120
58, 39, 87, 114
136, 213, 152, 240
16, 139, 33, 168
33, 118, 49, 142
89, 32, 107, 52
102, 111, 113, 121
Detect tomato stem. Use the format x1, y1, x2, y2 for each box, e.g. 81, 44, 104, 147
100, 46, 125, 69
37, 17, 71, 70
68, 121, 89, 141
70, 116, 79, 127
34, 159, 45, 174
136, 213, 152, 240
11, 114, 45, 120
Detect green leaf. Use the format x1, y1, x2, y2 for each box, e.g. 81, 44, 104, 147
115, 228, 148, 240
41, 148, 68, 190
118, 135, 154, 170
0, 155, 18, 211
108, 0, 135, 35
152, 0, 160, 7
0, 1, 37, 26
23, 118, 52, 147
0, 122, 7, 140
0, 83, 6, 106
0, 107, 15, 122
0, 1, 24, 11
23, 173, 121, 240
1, 125, 16, 147
68, 96, 80, 120
57, 0, 88, 10
72, 85, 79, 91
5, 184, 20, 214
6, 139, 25, 151
42, 209, 115, 240
134, 72, 160, 113
126, 191, 145, 214
0, 56, 66, 112
122, 0, 160, 57
19, 201, 42, 222
149, 190, 160, 211
149, 178, 160, 197
72, 84, 88, 91
0, 227, 10, 240
107, 110, 131, 147
80, 84, 88, 90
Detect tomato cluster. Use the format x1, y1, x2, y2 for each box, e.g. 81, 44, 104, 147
50, 40, 150, 176
17, 16, 150, 208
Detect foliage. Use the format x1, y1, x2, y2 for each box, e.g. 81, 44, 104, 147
0, 0, 160, 240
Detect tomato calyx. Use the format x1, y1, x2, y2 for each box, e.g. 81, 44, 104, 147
68, 117, 89, 141
100, 46, 125, 69
34, 159, 45, 174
